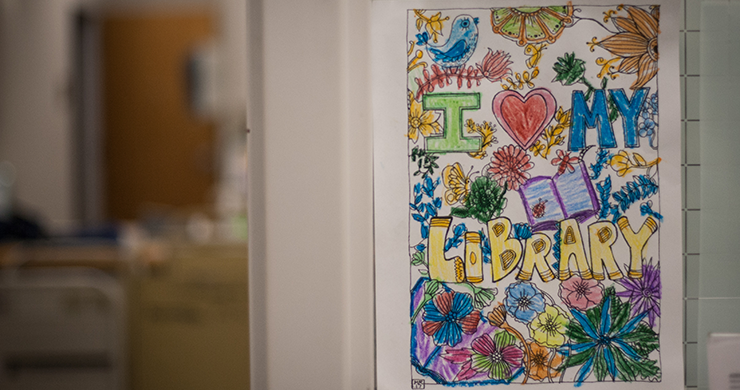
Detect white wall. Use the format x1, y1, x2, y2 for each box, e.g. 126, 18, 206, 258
0, 0, 82, 230
246, 0, 374, 388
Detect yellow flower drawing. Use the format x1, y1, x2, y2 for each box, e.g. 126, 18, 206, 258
407, 42, 426, 73
610, 150, 661, 177
529, 107, 570, 158
408, 91, 441, 142
501, 68, 539, 91
528, 305, 569, 348
465, 119, 498, 159
414, 10, 450, 44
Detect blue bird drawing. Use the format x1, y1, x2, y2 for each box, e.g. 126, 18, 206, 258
416, 14, 479, 70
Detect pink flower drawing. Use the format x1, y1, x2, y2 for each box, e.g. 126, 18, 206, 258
477, 49, 513, 82
444, 331, 524, 381
559, 276, 604, 311
486, 145, 534, 191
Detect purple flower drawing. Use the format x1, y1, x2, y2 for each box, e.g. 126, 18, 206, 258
616, 260, 661, 327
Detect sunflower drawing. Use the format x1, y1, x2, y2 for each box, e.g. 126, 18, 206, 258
590, 5, 660, 89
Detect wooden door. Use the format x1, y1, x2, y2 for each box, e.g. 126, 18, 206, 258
102, 11, 215, 221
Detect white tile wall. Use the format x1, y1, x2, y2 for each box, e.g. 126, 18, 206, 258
686, 122, 701, 164
677, 1, 740, 388
694, 3, 740, 389
681, 0, 700, 387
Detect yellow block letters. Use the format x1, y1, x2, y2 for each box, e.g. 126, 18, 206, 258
589, 221, 623, 280
488, 217, 523, 282
617, 216, 658, 278
427, 217, 465, 283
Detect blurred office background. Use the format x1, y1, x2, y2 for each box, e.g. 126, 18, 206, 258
0, 0, 250, 389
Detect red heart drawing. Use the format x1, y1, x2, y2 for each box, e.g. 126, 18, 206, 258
492, 88, 557, 150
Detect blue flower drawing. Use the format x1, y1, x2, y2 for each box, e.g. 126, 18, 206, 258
503, 282, 546, 323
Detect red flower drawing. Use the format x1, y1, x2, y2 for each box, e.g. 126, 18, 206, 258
477, 49, 513, 82
486, 145, 534, 191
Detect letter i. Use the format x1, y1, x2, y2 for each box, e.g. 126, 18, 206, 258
464, 232, 483, 283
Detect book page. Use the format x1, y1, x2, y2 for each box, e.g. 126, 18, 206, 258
519, 177, 566, 230
553, 162, 600, 221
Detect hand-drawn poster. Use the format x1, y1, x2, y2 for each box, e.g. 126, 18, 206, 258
373, 1, 683, 389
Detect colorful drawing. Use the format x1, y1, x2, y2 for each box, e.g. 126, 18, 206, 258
588, 5, 660, 89
397, 4, 675, 388
518, 161, 600, 231
492, 88, 557, 149
417, 14, 480, 70
491, 5, 575, 46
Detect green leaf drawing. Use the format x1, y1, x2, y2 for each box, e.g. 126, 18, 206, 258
450, 176, 506, 224
411, 250, 426, 266
560, 287, 661, 384
552, 52, 586, 86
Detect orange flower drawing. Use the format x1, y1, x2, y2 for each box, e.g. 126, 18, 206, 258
591, 6, 659, 89
526, 341, 564, 382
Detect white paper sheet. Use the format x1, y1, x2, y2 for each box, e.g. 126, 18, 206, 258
707, 334, 740, 390
372, 1, 683, 388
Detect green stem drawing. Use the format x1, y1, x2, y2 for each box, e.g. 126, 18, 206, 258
410, 279, 440, 324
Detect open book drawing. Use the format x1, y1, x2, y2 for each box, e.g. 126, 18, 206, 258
517, 162, 600, 231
